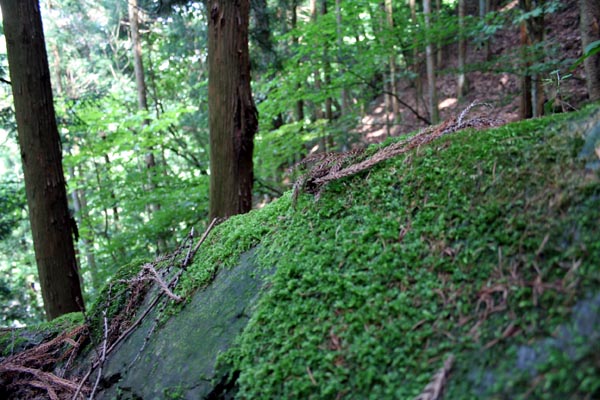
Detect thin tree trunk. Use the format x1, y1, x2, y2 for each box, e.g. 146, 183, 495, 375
457, 0, 469, 99
409, 0, 422, 117
75, 176, 100, 291
435, 0, 443, 68
519, 0, 545, 118
385, 0, 400, 122
128, 0, 166, 252
519, 22, 533, 119
321, 0, 333, 126
580, 0, 600, 101
479, 0, 491, 61
423, 0, 439, 123
336, 0, 350, 149
0, 0, 84, 320
208, 0, 258, 219
310, 0, 324, 121
292, 0, 305, 122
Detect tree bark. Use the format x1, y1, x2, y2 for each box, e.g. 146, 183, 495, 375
208, 0, 258, 220
519, 0, 545, 118
0, 0, 84, 320
580, 0, 600, 101
409, 0, 422, 117
457, 0, 469, 99
128, 0, 166, 252
423, 0, 439, 123
519, 22, 533, 119
291, 0, 305, 122
385, 0, 400, 122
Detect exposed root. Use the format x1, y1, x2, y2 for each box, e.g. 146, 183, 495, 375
0, 325, 90, 399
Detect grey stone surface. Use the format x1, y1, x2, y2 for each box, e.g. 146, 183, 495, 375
95, 248, 272, 400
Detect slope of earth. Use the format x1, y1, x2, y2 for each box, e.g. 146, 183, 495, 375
359, 0, 588, 142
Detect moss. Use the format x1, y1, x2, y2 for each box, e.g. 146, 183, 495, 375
210, 106, 600, 398
0, 312, 84, 357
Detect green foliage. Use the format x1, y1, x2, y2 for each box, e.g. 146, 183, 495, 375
571, 40, 600, 71
211, 107, 600, 398
0, 180, 25, 240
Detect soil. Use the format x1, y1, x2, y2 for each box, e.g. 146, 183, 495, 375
358, 0, 589, 142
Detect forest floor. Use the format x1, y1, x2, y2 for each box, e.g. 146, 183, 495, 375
358, 0, 588, 143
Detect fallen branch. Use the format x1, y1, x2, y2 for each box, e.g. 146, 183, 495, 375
413, 354, 455, 400
290, 101, 503, 201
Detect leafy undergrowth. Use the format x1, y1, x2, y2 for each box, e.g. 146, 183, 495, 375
198, 106, 600, 399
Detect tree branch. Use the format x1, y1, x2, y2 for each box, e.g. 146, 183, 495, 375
346, 69, 431, 125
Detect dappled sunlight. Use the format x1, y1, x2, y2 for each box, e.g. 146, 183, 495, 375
439, 97, 458, 109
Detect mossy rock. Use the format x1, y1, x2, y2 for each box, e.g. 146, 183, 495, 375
5, 105, 600, 399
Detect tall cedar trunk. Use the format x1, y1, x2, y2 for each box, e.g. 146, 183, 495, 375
409, 0, 422, 116
208, 0, 258, 220
0, 0, 84, 320
479, 0, 491, 61
128, 0, 166, 252
580, 0, 600, 101
310, 0, 324, 121
435, 0, 442, 68
519, 22, 533, 119
336, 0, 350, 149
457, 0, 469, 98
321, 0, 333, 121
385, 0, 400, 122
292, 0, 305, 122
519, 0, 544, 118
423, 0, 439, 123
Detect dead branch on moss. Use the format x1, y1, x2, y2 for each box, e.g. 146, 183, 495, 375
88, 312, 108, 399
142, 263, 183, 302
413, 354, 455, 400
290, 102, 503, 204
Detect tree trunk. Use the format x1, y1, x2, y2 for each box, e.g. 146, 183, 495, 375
519, 0, 545, 118
580, 0, 600, 101
336, 0, 350, 149
409, 0, 422, 117
208, 0, 258, 220
321, 0, 333, 128
0, 0, 84, 320
128, 0, 166, 252
519, 22, 533, 119
457, 0, 469, 98
423, 0, 439, 123
435, 0, 443, 68
292, 0, 305, 122
479, 0, 492, 61
385, 0, 400, 122
310, 0, 324, 121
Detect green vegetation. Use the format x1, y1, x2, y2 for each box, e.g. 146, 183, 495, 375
0, 312, 83, 357
173, 106, 600, 398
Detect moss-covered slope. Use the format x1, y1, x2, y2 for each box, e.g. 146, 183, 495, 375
184, 106, 600, 399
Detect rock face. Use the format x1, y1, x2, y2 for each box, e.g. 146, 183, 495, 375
94, 248, 271, 399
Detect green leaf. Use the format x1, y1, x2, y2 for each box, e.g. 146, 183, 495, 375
569, 40, 600, 71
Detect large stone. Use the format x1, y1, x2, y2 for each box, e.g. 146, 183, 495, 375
94, 248, 272, 399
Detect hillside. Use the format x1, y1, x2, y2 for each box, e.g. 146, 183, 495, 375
359, 0, 588, 142
1, 104, 600, 399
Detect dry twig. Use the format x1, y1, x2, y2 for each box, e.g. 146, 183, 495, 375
413, 354, 455, 400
